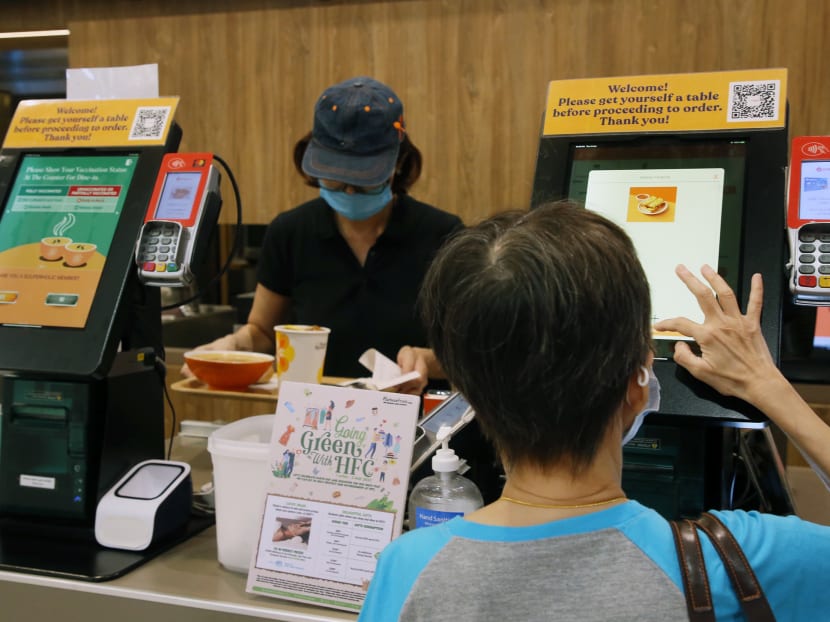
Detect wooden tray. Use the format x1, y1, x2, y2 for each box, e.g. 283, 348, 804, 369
170, 376, 352, 403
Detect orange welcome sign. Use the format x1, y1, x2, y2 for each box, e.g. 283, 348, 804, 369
542, 68, 787, 136
3, 97, 180, 149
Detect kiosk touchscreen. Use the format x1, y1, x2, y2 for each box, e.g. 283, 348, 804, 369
532, 132, 787, 423
0, 153, 139, 329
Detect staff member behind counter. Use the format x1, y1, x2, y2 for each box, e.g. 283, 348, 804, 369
360, 203, 830, 620
184, 77, 462, 394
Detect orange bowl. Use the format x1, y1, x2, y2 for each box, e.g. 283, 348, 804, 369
184, 350, 275, 390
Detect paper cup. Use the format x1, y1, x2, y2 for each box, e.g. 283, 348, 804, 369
274, 324, 330, 385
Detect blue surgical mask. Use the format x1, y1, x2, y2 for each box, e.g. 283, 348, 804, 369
319, 184, 392, 221
622, 366, 661, 445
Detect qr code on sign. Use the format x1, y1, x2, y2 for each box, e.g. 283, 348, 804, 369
129, 106, 171, 140
727, 80, 780, 123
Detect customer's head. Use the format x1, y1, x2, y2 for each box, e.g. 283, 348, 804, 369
420, 202, 652, 472
294, 76, 422, 194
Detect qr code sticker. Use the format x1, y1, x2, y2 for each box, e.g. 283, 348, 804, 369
727, 80, 780, 123
129, 106, 171, 140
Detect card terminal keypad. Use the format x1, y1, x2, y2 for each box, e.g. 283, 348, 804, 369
138, 221, 182, 274
796, 223, 830, 289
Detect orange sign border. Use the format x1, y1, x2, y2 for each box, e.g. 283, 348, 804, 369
3, 97, 180, 149
542, 68, 787, 136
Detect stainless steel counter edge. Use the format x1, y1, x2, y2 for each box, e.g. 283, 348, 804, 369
0, 526, 357, 622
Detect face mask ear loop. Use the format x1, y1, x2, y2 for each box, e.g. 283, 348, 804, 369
637, 365, 649, 387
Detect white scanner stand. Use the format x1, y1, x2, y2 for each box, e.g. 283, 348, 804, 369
95, 460, 192, 551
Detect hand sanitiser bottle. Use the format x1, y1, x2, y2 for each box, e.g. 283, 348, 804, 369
408, 425, 484, 528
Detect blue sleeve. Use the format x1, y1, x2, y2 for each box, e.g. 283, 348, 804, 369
620, 506, 830, 620
709, 509, 830, 620
358, 525, 454, 622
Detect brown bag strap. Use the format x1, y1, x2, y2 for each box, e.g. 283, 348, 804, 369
695, 512, 776, 622
671, 513, 777, 622
670, 518, 716, 622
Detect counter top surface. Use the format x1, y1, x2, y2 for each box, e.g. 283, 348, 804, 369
0, 525, 356, 622
0, 434, 357, 622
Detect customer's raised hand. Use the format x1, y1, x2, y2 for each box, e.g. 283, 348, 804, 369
653, 264, 782, 407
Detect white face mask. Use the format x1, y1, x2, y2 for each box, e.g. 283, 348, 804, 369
622, 366, 661, 446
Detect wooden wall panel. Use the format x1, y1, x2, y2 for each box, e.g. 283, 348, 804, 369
4, 0, 828, 225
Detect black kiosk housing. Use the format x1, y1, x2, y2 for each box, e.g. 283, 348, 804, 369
0, 117, 185, 579
531, 125, 794, 519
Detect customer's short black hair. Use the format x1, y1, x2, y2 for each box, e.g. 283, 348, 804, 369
419, 202, 652, 472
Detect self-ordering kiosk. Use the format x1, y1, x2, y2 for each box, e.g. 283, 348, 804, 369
528, 70, 795, 519
0, 99, 216, 579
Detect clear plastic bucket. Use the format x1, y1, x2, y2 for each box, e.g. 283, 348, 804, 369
207, 414, 274, 573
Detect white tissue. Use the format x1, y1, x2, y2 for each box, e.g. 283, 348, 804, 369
347, 348, 421, 391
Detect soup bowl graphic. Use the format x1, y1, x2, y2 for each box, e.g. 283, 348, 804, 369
63, 242, 97, 267
40, 237, 72, 261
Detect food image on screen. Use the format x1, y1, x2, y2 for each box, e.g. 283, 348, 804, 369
567, 140, 746, 343
637, 195, 668, 215
0, 153, 138, 328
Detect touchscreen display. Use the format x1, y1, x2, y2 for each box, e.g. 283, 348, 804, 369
155, 171, 201, 220
799, 160, 830, 221
0, 153, 138, 329
566, 141, 747, 346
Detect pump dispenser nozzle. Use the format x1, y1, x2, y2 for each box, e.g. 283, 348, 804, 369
431, 425, 461, 473
408, 424, 484, 528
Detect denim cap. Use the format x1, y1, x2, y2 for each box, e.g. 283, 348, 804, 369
302, 77, 405, 186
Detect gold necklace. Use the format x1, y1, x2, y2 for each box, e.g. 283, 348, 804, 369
499, 495, 627, 510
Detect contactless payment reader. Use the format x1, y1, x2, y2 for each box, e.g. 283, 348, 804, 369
786, 136, 830, 305
137, 152, 221, 287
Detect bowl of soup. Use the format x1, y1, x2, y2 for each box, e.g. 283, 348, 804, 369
184, 350, 275, 390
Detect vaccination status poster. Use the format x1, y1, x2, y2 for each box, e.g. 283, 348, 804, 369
0, 153, 138, 328
246, 381, 420, 613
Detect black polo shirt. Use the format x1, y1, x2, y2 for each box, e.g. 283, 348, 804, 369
257, 195, 463, 378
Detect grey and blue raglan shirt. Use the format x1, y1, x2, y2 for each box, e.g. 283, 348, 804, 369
358, 501, 830, 621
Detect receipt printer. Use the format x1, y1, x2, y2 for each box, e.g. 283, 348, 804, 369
95, 460, 192, 551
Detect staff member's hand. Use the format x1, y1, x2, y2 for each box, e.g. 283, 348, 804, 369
395, 346, 431, 395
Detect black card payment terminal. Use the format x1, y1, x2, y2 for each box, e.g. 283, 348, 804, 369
787, 136, 830, 305
136, 153, 221, 287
